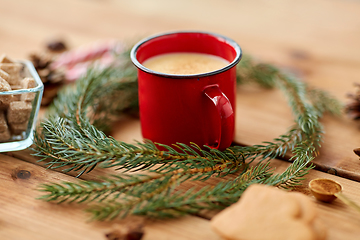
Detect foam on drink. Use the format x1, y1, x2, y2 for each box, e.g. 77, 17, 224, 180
142, 52, 229, 75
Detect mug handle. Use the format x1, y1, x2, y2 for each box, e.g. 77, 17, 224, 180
203, 84, 234, 150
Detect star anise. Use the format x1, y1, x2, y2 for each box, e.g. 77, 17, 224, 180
345, 83, 360, 120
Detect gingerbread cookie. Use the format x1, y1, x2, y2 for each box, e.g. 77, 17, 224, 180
211, 184, 326, 240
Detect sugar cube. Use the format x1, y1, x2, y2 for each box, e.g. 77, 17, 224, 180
0, 63, 22, 85
0, 77, 13, 104
10, 121, 28, 135
0, 129, 11, 142
11, 85, 22, 101
0, 54, 14, 63
20, 77, 37, 101
0, 111, 8, 132
7, 101, 32, 123
0, 69, 10, 82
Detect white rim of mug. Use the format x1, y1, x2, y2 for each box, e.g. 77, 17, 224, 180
130, 30, 242, 79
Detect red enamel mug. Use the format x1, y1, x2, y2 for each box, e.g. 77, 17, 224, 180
130, 31, 242, 150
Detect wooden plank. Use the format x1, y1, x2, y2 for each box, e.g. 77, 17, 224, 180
1, 1, 360, 238
268, 160, 360, 240
0, 0, 360, 180
0, 119, 360, 240
4, 145, 360, 239
109, 116, 360, 240
192, 159, 360, 240
5, 116, 143, 180
0, 154, 220, 240
235, 85, 360, 181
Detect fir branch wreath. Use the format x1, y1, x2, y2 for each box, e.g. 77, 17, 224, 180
33, 47, 342, 220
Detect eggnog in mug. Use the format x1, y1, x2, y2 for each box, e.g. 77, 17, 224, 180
142, 52, 230, 75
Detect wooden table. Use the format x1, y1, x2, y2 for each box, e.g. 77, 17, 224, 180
1, 0, 360, 239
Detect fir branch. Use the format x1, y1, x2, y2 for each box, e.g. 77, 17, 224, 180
46, 49, 138, 132
34, 50, 343, 220
85, 163, 272, 220
264, 141, 316, 188
37, 152, 246, 206
307, 87, 343, 116
237, 58, 343, 117
35, 119, 244, 177
34, 54, 337, 175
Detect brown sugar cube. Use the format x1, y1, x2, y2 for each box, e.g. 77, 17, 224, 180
7, 101, 32, 124
0, 54, 14, 63
20, 78, 36, 89
13, 95, 21, 101
0, 102, 8, 110
20, 77, 37, 101
11, 85, 22, 90
0, 63, 22, 85
11, 85, 22, 101
0, 77, 13, 104
10, 121, 28, 135
0, 128, 11, 142
0, 69, 10, 82
0, 111, 8, 132
0, 77, 11, 91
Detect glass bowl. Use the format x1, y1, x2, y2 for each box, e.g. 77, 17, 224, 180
0, 60, 43, 152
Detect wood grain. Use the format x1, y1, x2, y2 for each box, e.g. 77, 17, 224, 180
0, 155, 221, 240
1, 0, 360, 239
9, 117, 360, 239
2, 141, 360, 239
2, 0, 359, 180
